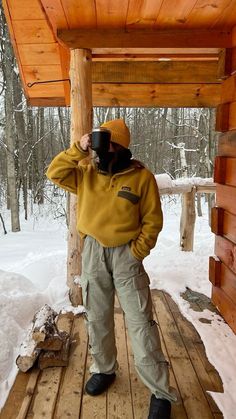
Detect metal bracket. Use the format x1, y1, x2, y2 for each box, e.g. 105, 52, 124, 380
27, 78, 70, 88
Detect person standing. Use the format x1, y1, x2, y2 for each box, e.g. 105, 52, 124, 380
46, 119, 177, 419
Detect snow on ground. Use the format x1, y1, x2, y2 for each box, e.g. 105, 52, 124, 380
0, 197, 236, 418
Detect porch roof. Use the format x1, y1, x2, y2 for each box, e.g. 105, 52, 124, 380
3, 0, 236, 107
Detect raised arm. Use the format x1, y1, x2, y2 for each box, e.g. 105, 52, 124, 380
46, 134, 91, 194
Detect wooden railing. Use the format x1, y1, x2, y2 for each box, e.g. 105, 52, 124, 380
156, 174, 216, 251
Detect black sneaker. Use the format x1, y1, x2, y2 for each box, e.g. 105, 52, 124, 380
85, 373, 116, 396
148, 395, 171, 419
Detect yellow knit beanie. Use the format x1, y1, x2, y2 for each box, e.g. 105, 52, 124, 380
101, 119, 130, 149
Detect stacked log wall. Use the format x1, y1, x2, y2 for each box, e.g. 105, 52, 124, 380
210, 29, 236, 333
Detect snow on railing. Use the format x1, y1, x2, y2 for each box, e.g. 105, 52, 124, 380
155, 174, 216, 251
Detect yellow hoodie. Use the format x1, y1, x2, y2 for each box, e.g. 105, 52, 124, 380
46, 144, 163, 260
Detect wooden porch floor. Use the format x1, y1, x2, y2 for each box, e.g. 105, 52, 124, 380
1, 290, 223, 419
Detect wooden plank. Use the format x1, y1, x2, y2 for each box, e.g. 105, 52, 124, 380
23, 61, 220, 85
153, 0, 198, 29
12, 20, 55, 44
215, 155, 236, 187
27, 82, 65, 97
221, 74, 236, 103
214, 156, 227, 183
216, 184, 236, 215
27, 313, 74, 418
164, 293, 223, 417
232, 47, 236, 74
7, 0, 45, 19
217, 48, 232, 79
215, 235, 236, 276
220, 261, 236, 304
163, 292, 223, 393
215, 103, 229, 132
61, 0, 97, 29
91, 61, 220, 83
91, 83, 221, 107
221, 210, 236, 243
23, 65, 63, 85
126, 0, 162, 29
218, 130, 236, 157
211, 207, 224, 236
92, 47, 220, 56
0, 372, 30, 419
28, 97, 66, 106
184, 0, 233, 30
96, 0, 129, 28
152, 291, 214, 419
93, 53, 219, 61
18, 44, 61, 66
107, 308, 133, 418
212, 285, 236, 334
209, 256, 222, 287
27, 82, 221, 107
57, 28, 232, 49
16, 369, 40, 419
229, 102, 236, 130
40, 0, 69, 31
53, 315, 88, 418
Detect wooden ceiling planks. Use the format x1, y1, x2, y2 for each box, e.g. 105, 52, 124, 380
96, 0, 129, 28
6, 0, 45, 20
152, 0, 198, 29
126, 0, 162, 29
40, 0, 69, 31
183, 0, 235, 29
61, 0, 96, 29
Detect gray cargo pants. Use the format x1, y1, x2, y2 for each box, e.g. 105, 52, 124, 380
80, 236, 177, 402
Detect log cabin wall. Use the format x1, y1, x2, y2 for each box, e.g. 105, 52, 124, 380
210, 27, 236, 334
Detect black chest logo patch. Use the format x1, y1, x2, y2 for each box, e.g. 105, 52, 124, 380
118, 190, 140, 204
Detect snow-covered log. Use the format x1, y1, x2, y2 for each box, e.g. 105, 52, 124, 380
38, 332, 70, 369
156, 174, 216, 195
16, 304, 58, 372
32, 304, 58, 343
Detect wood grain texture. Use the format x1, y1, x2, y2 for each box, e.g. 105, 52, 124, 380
57, 28, 232, 49
215, 235, 236, 275
215, 103, 230, 132
217, 157, 236, 186
91, 83, 221, 107
221, 75, 236, 103
212, 285, 236, 333
218, 130, 236, 156
216, 184, 236, 215
153, 291, 215, 419
61, 0, 96, 29
209, 255, 221, 287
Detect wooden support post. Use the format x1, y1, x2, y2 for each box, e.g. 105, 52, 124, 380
67, 49, 92, 306
180, 189, 196, 251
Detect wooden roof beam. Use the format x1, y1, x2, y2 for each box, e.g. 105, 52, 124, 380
27, 83, 221, 108
23, 61, 221, 85
57, 29, 232, 49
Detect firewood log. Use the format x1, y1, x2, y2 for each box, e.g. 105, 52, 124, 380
16, 304, 58, 372
38, 333, 70, 369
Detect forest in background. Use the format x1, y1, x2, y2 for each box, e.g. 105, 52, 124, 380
0, 3, 218, 233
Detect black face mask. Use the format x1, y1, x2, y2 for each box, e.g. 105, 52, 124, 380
97, 148, 132, 174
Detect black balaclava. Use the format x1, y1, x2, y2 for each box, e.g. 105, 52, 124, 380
97, 146, 132, 174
